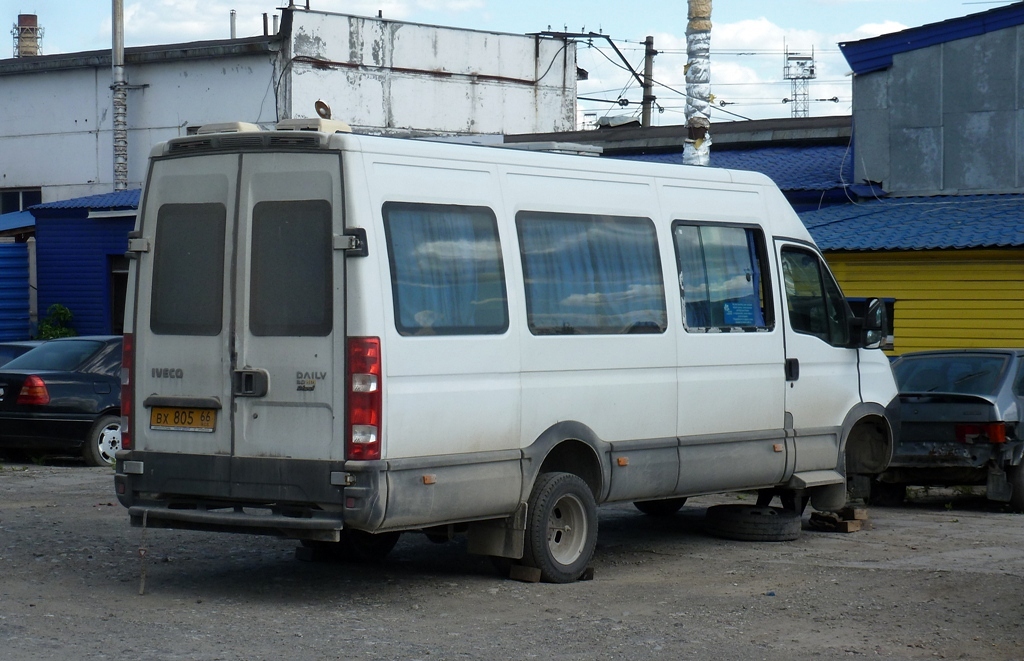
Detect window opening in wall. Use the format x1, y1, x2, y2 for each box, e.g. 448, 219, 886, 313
1, 188, 42, 214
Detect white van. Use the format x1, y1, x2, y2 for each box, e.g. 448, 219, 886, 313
115, 119, 898, 582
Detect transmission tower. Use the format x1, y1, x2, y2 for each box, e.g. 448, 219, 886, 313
783, 46, 815, 118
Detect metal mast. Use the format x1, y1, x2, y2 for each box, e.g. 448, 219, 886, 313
112, 0, 128, 191
783, 46, 816, 119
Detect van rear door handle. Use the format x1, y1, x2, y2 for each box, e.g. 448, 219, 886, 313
785, 358, 800, 382
233, 369, 269, 397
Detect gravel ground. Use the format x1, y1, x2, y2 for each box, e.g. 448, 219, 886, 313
2, 460, 1024, 660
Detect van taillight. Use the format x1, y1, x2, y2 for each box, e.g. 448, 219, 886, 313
120, 333, 133, 450
17, 375, 49, 405
347, 336, 381, 461
955, 423, 1007, 444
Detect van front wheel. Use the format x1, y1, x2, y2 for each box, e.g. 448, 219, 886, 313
522, 472, 597, 583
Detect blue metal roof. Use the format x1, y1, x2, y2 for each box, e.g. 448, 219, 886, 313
615, 145, 853, 192
29, 189, 141, 213
0, 210, 35, 232
800, 194, 1024, 251
840, 3, 1024, 75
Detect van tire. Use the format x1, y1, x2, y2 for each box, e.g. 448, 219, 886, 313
633, 497, 687, 517
522, 472, 597, 583
704, 505, 801, 542
83, 415, 121, 467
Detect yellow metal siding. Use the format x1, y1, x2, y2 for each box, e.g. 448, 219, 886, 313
824, 250, 1024, 354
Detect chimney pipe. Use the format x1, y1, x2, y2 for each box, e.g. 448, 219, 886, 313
273, 14, 279, 34
13, 14, 43, 57
230, 10, 237, 39
262, 13, 268, 36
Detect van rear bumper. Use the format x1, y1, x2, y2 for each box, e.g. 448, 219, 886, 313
127, 503, 347, 542
115, 451, 386, 540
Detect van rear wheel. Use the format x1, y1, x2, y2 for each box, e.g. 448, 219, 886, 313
522, 472, 597, 583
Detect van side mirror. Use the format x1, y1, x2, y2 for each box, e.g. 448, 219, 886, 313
860, 298, 887, 349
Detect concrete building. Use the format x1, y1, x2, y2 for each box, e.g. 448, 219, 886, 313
801, 3, 1024, 354
0, 6, 577, 203
840, 3, 1024, 195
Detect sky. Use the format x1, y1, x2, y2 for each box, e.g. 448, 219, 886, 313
3, 0, 1019, 125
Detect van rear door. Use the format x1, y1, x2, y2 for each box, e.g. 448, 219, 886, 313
233, 153, 343, 460
136, 150, 344, 467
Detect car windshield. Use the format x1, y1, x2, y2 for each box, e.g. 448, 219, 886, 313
894, 354, 1009, 396
2, 340, 104, 372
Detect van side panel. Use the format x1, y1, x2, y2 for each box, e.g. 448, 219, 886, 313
357, 156, 524, 525
504, 170, 679, 501
658, 183, 789, 491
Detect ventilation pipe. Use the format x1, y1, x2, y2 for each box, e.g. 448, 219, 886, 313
112, 0, 128, 190
683, 0, 712, 166
230, 10, 237, 39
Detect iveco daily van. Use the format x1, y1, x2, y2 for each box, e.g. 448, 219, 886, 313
115, 118, 898, 582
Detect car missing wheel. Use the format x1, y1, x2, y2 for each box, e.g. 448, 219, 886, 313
872, 349, 1024, 507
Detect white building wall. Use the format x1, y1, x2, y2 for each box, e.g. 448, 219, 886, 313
284, 12, 576, 135
0, 49, 274, 201
0, 8, 577, 203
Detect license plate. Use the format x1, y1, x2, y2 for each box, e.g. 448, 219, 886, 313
150, 407, 216, 432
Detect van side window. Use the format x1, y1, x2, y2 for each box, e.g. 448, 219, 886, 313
673, 223, 773, 332
781, 247, 850, 347
517, 212, 667, 335
150, 203, 226, 335
250, 200, 333, 336
383, 202, 508, 336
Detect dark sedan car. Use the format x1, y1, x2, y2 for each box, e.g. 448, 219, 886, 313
0, 340, 43, 367
871, 349, 1024, 508
0, 336, 122, 466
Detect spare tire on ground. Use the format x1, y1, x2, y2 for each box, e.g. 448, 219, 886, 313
704, 504, 802, 542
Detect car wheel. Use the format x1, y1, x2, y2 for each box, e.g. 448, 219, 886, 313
83, 414, 121, 467
522, 472, 598, 583
867, 480, 906, 507
704, 505, 802, 542
633, 497, 687, 517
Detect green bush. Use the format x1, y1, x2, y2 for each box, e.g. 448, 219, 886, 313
37, 304, 77, 339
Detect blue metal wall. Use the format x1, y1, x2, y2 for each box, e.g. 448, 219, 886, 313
0, 242, 30, 341
36, 216, 134, 336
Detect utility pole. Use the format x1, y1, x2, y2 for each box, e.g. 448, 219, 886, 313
641, 36, 656, 128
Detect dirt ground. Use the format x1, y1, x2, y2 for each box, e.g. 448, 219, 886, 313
2, 460, 1024, 661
